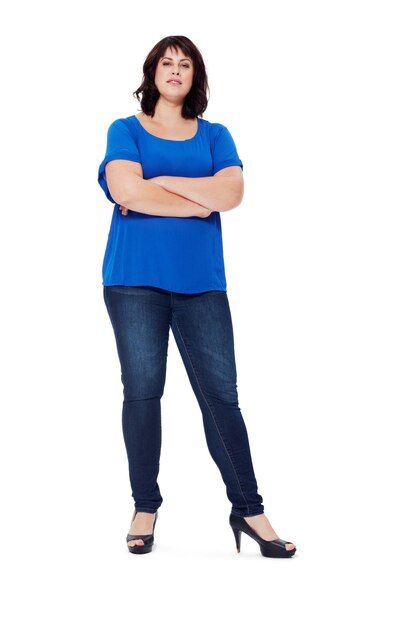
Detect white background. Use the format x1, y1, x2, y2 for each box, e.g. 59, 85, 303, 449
1, 0, 416, 624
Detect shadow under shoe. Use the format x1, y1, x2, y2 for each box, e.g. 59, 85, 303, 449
126, 510, 159, 554
229, 513, 296, 558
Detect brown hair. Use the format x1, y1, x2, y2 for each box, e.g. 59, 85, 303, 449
133, 36, 209, 119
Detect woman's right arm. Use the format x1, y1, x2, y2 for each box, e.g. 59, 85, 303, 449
105, 160, 211, 218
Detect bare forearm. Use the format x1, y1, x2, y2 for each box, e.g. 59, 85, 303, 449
149, 176, 243, 212
122, 178, 209, 218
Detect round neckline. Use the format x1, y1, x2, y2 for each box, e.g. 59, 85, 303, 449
132, 114, 200, 142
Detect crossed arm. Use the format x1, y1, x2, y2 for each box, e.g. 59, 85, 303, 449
118, 166, 244, 217
150, 168, 244, 212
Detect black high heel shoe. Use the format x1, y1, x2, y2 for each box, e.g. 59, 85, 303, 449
230, 513, 296, 558
126, 510, 158, 554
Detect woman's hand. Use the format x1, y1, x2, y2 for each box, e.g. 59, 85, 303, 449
119, 205, 129, 216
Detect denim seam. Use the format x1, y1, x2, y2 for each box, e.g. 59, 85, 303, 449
103, 288, 126, 387
171, 311, 250, 511
103, 287, 117, 334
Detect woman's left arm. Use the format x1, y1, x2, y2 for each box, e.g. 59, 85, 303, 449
149, 166, 244, 212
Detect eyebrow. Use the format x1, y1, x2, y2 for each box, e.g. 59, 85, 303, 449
161, 56, 192, 62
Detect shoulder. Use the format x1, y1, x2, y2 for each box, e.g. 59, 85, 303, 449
105, 116, 137, 134
199, 118, 229, 140
105, 117, 140, 144
200, 118, 226, 130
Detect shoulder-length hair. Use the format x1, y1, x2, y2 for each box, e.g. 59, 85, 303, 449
133, 35, 209, 119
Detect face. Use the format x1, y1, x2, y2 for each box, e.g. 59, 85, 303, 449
154, 47, 194, 101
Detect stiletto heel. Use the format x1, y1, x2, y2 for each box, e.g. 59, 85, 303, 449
126, 510, 158, 554
229, 513, 296, 558
231, 526, 242, 553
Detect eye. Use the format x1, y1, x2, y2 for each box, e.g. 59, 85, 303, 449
162, 61, 191, 68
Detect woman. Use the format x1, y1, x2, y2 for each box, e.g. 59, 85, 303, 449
98, 35, 296, 558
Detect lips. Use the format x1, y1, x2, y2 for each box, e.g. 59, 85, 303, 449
167, 80, 182, 85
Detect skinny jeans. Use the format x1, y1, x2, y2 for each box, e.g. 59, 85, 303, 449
103, 285, 264, 517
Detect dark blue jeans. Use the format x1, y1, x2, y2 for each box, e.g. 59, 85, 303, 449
103, 285, 264, 517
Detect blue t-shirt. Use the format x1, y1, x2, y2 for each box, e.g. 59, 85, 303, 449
97, 114, 243, 293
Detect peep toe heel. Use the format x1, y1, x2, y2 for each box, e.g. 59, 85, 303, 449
126, 510, 158, 554
230, 513, 296, 558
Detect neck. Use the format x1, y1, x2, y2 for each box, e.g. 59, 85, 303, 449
150, 98, 186, 123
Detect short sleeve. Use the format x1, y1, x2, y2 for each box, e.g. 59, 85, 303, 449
211, 124, 243, 175
98, 118, 142, 203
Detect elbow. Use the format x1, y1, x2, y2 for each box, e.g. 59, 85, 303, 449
106, 182, 125, 207
230, 178, 244, 210
117, 193, 135, 209
115, 178, 147, 209
216, 199, 242, 213
220, 183, 244, 212
233, 185, 244, 208
106, 171, 146, 208
106, 182, 132, 207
